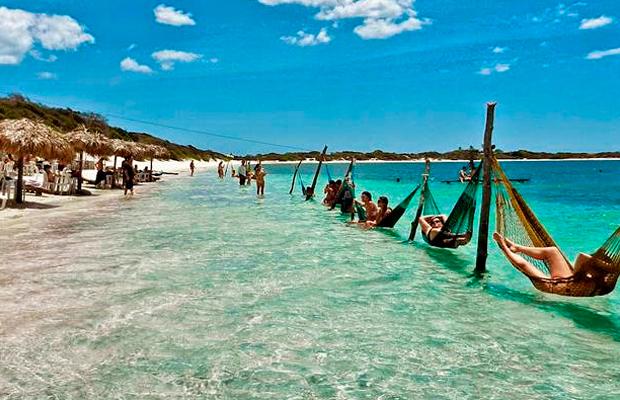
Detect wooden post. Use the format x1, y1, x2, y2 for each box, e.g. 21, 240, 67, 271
306, 145, 328, 200
14, 155, 24, 204
409, 159, 431, 241
77, 151, 84, 193
475, 102, 496, 273
112, 155, 118, 188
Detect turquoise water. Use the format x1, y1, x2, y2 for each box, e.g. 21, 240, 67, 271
1, 160, 619, 399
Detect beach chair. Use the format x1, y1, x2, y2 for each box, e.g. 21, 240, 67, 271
56, 171, 74, 195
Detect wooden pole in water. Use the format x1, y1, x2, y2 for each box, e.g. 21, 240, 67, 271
475, 102, 496, 273
306, 145, 328, 200
409, 159, 431, 241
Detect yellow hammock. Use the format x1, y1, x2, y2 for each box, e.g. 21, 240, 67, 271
492, 158, 620, 297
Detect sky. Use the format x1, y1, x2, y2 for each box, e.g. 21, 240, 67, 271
0, 0, 619, 155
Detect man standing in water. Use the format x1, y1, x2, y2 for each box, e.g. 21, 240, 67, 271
122, 155, 135, 197
217, 161, 225, 179
238, 160, 247, 185
190, 160, 195, 176
255, 164, 266, 196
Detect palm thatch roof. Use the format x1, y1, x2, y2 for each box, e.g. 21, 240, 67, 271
142, 144, 171, 160
110, 139, 137, 158
154, 145, 171, 160
65, 125, 113, 156
0, 118, 73, 161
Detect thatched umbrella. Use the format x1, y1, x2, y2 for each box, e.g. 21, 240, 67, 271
65, 125, 113, 192
0, 118, 73, 203
143, 144, 170, 181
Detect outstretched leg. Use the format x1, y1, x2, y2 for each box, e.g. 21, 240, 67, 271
493, 233, 547, 279
502, 236, 572, 278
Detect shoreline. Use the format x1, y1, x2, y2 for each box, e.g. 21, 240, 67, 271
260, 157, 620, 165
0, 159, 215, 223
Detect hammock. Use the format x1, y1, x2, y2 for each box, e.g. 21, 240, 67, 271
355, 202, 367, 222
376, 185, 421, 228
299, 174, 307, 196
409, 163, 482, 248
330, 159, 355, 211
492, 158, 620, 297
306, 146, 328, 201
325, 164, 333, 181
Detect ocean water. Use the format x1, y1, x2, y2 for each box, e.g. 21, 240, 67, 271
1, 160, 619, 399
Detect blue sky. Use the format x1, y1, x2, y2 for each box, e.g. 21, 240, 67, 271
0, 1, 619, 154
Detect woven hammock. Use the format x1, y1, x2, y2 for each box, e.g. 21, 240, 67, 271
409, 163, 482, 248
330, 159, 355, 211
492, 158, 620, 297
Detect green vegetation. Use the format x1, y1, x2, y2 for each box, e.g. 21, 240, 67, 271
251, 146, 620, 161
0, 94, 228, 161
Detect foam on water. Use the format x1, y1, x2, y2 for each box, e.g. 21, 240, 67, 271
1, 161, 619, 398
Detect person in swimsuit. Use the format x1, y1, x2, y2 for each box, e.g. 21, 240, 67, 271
419, 214, 449, 241
493, 232, 574, 279
354, 191, 378, 223
217, 161, 224, 179
190, 160, 195, 176
366, 196, 392, 227
458, 167, 470, 183
255, 164, 266, 196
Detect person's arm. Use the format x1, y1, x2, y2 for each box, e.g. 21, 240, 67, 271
419, 216, 432, 234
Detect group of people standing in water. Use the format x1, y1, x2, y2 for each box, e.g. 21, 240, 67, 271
215, 159, 267, 196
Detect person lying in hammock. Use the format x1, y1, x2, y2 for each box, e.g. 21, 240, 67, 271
493, 232, 574, 279
419, 215, 449, 241
365, 196, 392, 228
323, 180, 337, 205
352, 191, 378, 223
419, 214, 472, 247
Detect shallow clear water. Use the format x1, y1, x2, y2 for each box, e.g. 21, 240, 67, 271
1, 161, 619, 399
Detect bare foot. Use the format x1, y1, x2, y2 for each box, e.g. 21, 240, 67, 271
493, 232, 504, 245
493, 232, 519, 252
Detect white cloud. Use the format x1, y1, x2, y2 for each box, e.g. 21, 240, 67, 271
354, 16, 425, 39
154, 4, 196, 26
478, 63, 510, 75
30, 49, 58, 62
128, 43, 137, 51
586, 47, 620, 60
0, 6, 93, 65
579, 15, 614, 30
494, 63, 510, 72
209, 57, 219, 63
281, 28, 331, 46
492, 46, 506, 54
120, 57, 153, 74
152, 49, 202, 70
258, 0, 429, 39
37, 71, 57, 80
